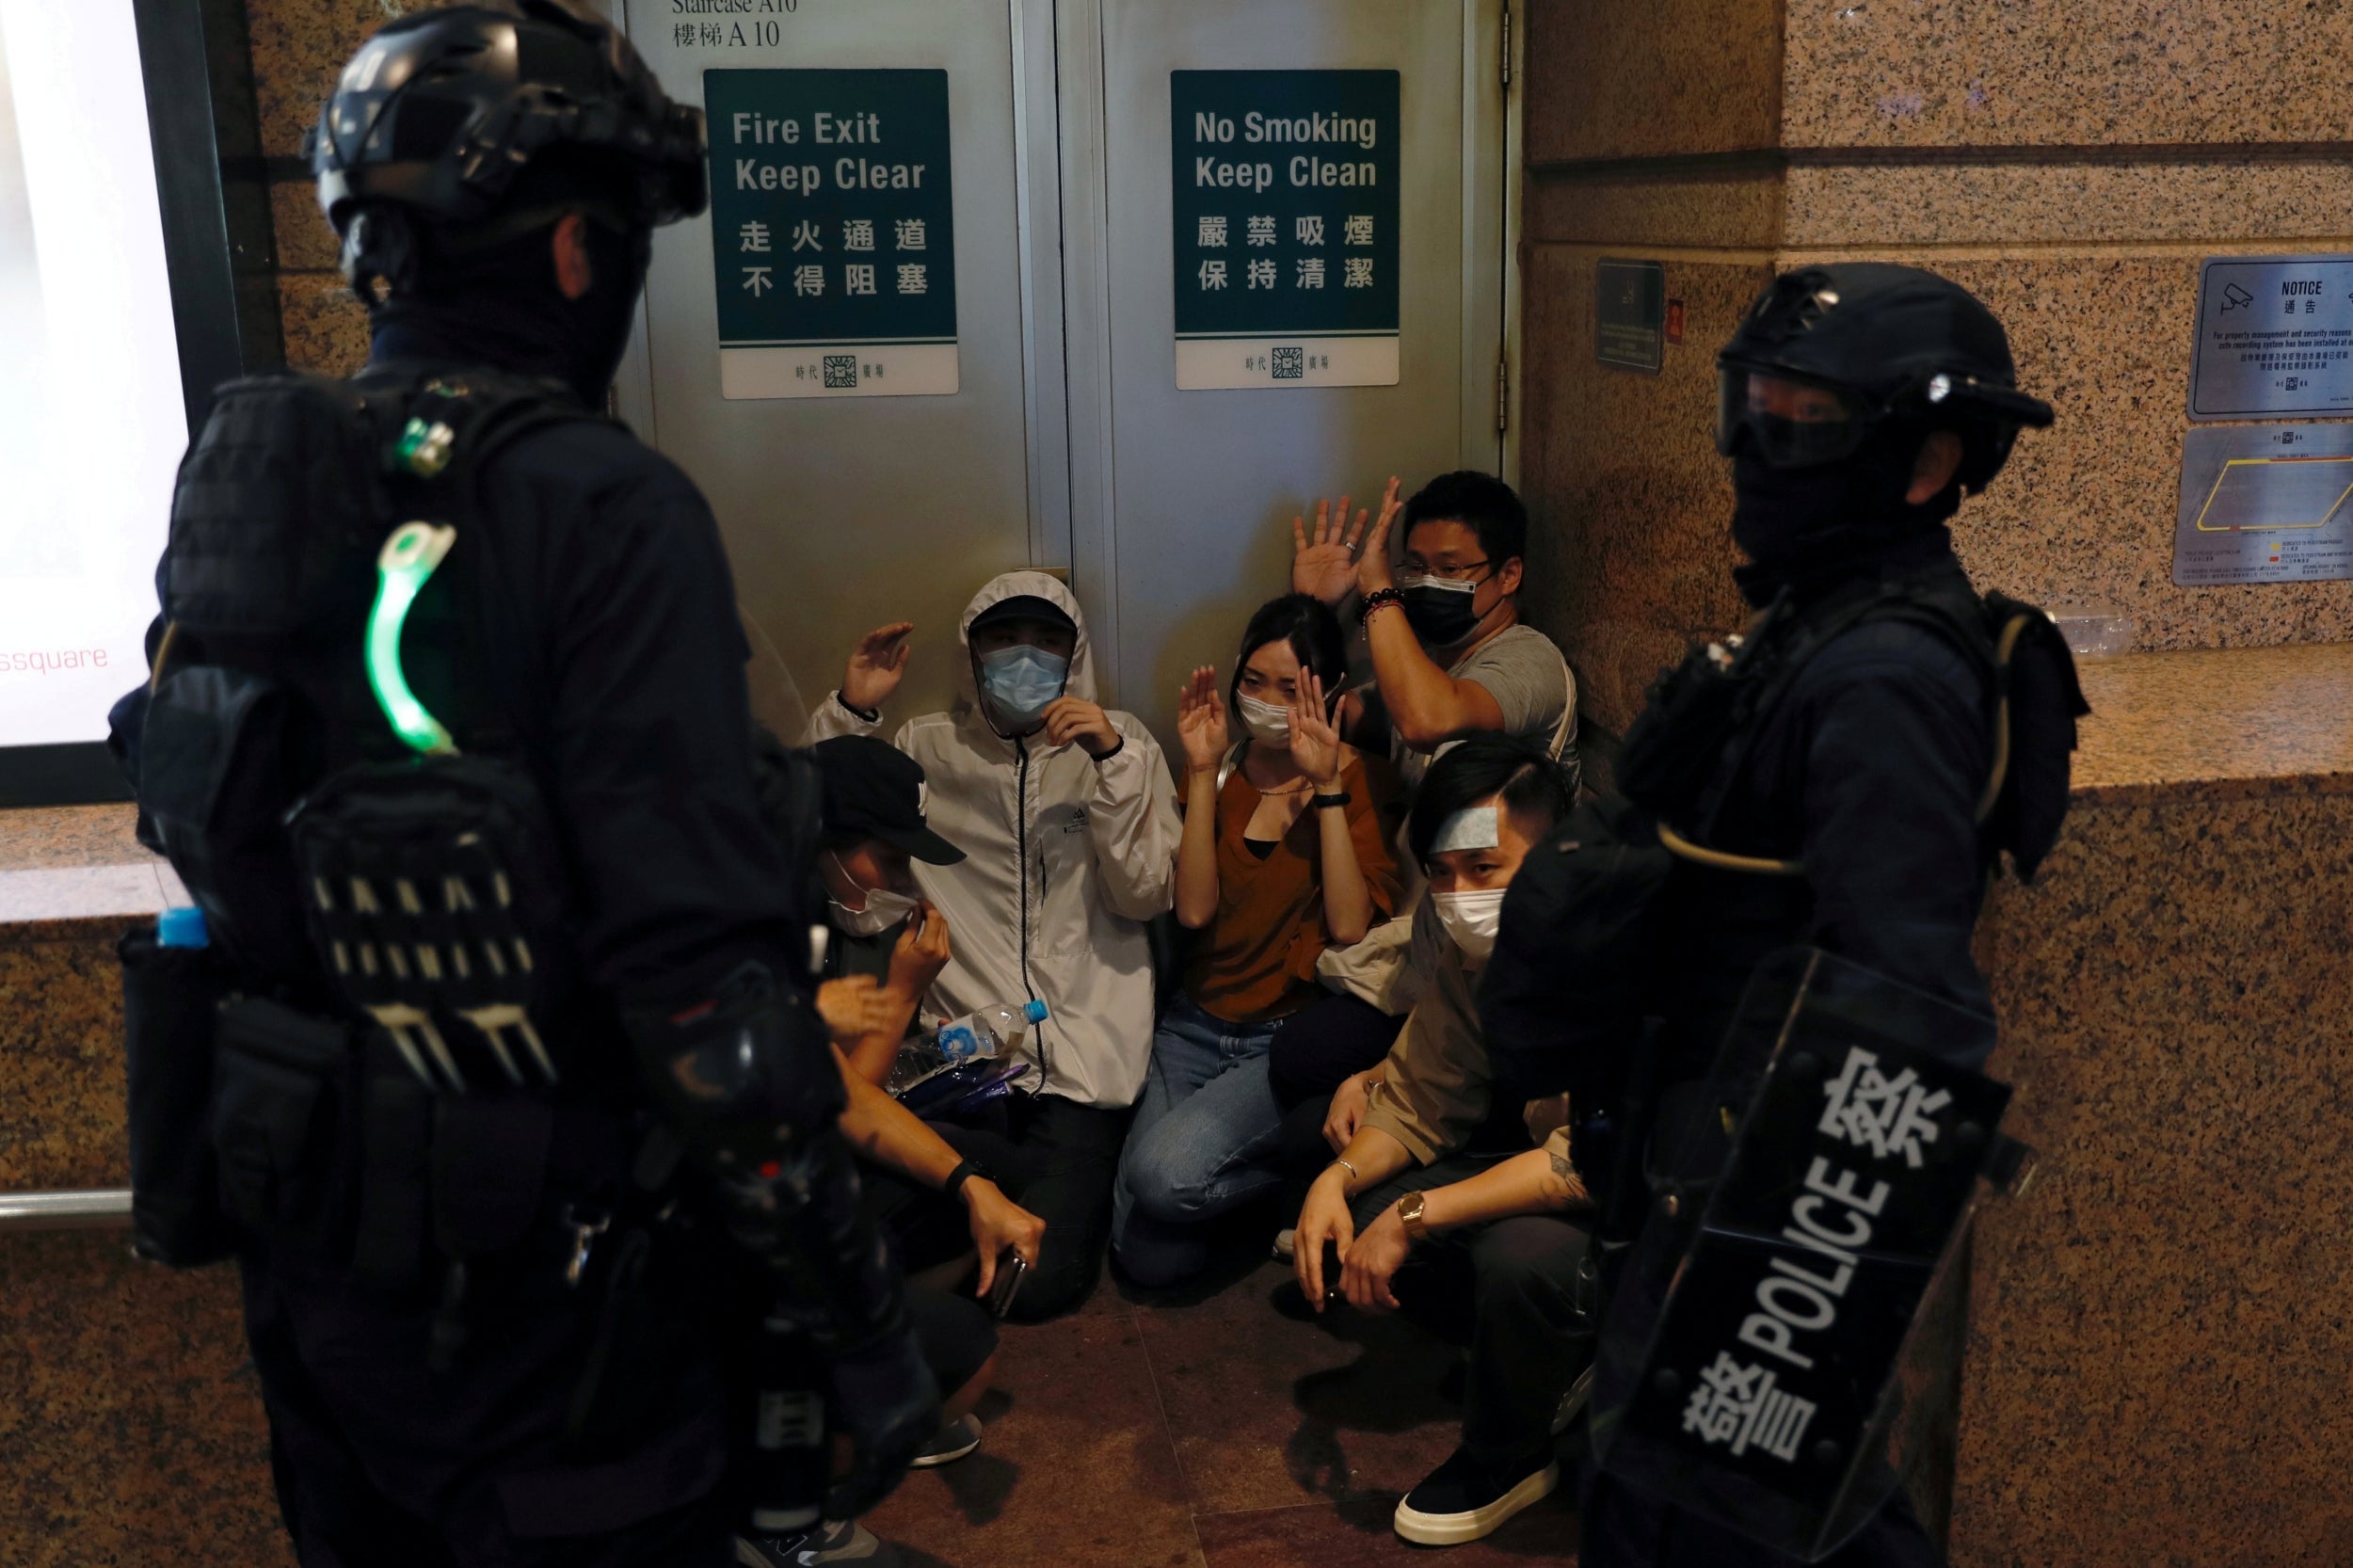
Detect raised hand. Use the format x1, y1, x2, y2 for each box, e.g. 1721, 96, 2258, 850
1176, 664, 1229, 774
1291, 490, 1369, 607
843, 621, 914, 712
1288, 667, 1342, 788
885, 902, 951, 1004
1353, 476, 1404, 599
1041, 696, 1122, 760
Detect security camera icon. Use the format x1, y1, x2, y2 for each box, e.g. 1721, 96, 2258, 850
2219, 282, 2254, 314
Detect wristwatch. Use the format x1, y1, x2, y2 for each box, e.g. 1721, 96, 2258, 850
1397, 1191, 1429, 1244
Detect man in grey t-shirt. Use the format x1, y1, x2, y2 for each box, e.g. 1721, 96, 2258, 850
1292, 470, 1577, 792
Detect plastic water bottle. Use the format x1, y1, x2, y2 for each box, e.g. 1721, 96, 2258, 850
156, 906, 209, 949
887, 999, 1048, 1096
935, 999, 1048, 1064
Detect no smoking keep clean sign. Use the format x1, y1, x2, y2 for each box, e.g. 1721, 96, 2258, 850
1170, 70, 1401, 391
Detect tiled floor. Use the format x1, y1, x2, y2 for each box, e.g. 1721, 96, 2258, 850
865, 1256, 1582, 1567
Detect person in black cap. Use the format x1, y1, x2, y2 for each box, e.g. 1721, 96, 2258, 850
1481, 263, 2073, 1567
730, 735, 1042, 1565
807, 733, 966, 1082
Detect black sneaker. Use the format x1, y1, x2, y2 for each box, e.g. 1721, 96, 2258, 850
1391, 1446, 1560, 1546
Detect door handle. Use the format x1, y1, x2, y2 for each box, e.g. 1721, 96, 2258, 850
0, 1188, 134, 1233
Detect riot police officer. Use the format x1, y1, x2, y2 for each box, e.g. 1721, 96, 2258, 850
1483, 264, 2074, 1565
112, 3, 935, 1562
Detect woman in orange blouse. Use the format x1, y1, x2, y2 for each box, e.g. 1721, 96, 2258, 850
1111, 594, 1400, 1288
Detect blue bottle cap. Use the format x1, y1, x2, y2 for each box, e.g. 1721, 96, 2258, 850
1022, 1000, 1048, 1024
156, 906, 209, 948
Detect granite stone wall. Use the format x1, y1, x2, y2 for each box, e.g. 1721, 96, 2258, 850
253, 0, 453, 375
1523, 0, 2353, 735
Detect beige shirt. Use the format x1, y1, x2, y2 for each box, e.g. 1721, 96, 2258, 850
1356, 906, 1585, 1201
1362, 900, 1513, 1165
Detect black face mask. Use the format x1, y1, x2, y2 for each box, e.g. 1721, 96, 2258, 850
1401, 578, 1484, 648
1729, 429, 1962, 605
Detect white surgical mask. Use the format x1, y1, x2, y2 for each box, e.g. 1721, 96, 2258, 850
827, 852, 922, 937
976, 645, 1070, 728
1432, 888, 1507, 965
1236, 692, 1291, 747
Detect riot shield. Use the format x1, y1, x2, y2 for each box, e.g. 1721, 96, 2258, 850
1588, 946, 2026, 1561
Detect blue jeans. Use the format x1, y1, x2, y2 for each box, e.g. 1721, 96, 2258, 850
1111, 995, 1289, 1287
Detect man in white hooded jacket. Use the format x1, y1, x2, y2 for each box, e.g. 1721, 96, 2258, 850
808, 571, 1181, 1318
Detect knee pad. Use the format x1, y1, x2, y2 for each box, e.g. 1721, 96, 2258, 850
622, 960, 845, 1189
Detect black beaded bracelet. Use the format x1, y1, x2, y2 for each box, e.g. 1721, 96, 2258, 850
1358, 587, 1404, 626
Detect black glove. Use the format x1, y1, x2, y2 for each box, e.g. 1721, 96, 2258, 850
824, 1315, 941, 1520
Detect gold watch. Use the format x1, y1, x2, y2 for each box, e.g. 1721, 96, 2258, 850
1397, 1191, 1429, 1244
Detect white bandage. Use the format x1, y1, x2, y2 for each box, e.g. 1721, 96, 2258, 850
1430, 805, 1500, 855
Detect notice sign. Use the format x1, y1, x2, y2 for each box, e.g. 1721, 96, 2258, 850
2188, 254, 2353, 421
2171, 424, 2353, 585
1170, 70, 1401, 391
705, 69, 958, 400
1597, 258, 1666, 372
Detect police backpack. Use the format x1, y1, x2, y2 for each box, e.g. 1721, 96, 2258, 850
110, 367, 600, 1268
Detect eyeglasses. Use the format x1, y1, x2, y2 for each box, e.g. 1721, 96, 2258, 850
1399, 557, 1492, 584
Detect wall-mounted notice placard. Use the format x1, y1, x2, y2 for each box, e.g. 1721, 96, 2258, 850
705, 68, 959, 400
1170, 69, 1401, 391
1597, 258, 1665, 373
2188, 255, 2353, 421
2172, 424, 2353, 585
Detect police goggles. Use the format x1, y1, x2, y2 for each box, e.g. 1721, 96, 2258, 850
1714, 367, 1881, 469
1718, 362, 2057, 470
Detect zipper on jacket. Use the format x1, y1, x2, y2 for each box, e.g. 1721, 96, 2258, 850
1015, 736, 1050, 1088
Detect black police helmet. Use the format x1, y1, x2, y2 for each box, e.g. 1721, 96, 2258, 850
312, 0, 703, 286
1716, 263, 2054, 491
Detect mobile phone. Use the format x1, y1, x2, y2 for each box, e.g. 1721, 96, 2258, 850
987, 1250, 1029, 1320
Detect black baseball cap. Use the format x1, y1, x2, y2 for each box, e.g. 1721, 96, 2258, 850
810, 736, 965, 865
968, 594, 1075, 637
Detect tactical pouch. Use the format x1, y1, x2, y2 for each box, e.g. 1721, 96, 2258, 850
162, 373, 384, 638
287, 754, 573, 1095
347, 1030, 438, 1292
118, 927, 238, 1267
136, 664, 316, 978
211, 997, 354, 1243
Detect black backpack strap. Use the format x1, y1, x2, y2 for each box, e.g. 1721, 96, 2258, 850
1676, 573, 2001, 875
346, 366, 603, 760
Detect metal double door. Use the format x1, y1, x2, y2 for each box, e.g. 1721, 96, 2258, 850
611, 0, 1513, 740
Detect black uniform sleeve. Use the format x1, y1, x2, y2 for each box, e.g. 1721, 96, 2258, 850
1794, 624, 1996, 1066
539, 461, 801, 997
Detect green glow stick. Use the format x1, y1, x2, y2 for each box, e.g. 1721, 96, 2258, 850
367, 521, 460, 756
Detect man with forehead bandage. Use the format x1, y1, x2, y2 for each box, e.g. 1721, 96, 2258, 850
1288, 735, 1596, 1548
